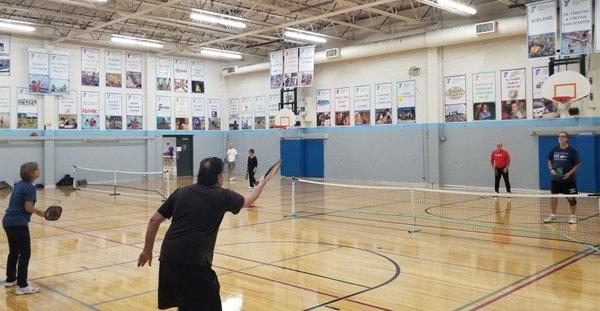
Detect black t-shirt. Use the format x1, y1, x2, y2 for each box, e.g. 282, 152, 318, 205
547, 145, 580, 182
247, 156, 258, 171
158, 184, 245, 265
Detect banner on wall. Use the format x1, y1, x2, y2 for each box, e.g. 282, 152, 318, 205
298, 46, 315, 87
283, 48, 299, 88
526, 0, 557, 59
0, 87, 9, 128
106, 93, 123, 130
560, 0, 592, 56
396, 80, 416, 123
174, 97, 189, 130
333, 87, 350, 126
228, 98, 240, 130
28, 49, 49, 94
126, 52, 142, 89
174, 59, 189, 93
532, 66, 558, 119
81, 91, 99, 129
156, 95, 172, 130
267, 94, 279, 128
17, 88, 38, 129
126, 94, 143, 129
316, 89, 331, 127
81, 47, 100, 86
58, 91, 77, 130
50, 52, 69, 94
269, 51, 283, 89
106, 51, 123, 88
353, 85, 371, 126
191, 60, 205, 93
472, 72, 496, 121
596, 2, 600, 51
0, 35, 10, 76
191, 97, 206, 130
241, 97, 253, 130
444, 75, 467, 123
208, 99, 221, 130
374, 83, 392, 125
254, 96, 266, 129
156, 57, 172, 91
500, 68, 527, 120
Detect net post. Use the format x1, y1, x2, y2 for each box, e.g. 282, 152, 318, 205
110, 171, 120, 196
72, 166, 79, 190
290, 177, 297, 217
408, 188, 421, 233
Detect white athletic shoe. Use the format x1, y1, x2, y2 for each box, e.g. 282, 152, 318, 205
15, 286, 39, 295
544, 214, 556, 223
568, 215, 577, 224
0, 280, 16, 287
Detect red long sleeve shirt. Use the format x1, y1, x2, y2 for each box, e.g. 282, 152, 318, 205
491, 149, 510, 169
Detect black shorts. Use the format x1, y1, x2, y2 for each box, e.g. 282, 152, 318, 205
158, 261, 221, 311
550, 179, 578, 195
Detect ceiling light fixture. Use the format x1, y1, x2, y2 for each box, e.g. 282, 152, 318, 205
190, 12, 247, 29
437, 0, 477, 15
284, 30, 327, 43
199, 48, 243, 60
110, 35, 164, 48
0, 19, 36, 33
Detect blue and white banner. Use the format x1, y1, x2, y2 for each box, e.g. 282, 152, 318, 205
526, 0, 557, 59
560, 0, 592, 55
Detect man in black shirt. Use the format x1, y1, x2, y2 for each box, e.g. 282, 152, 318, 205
247, 149, 258, 189
544, 131, 581, 224
137, 157, 270, 310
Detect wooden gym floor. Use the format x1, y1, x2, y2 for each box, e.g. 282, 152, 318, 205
0, 177, 597, 310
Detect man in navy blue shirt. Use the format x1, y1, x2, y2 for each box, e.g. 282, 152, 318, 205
2, 162, 46, 295
544, 132, 581, 224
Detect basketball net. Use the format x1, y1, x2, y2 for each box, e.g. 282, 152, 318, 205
552, 96, 572, 118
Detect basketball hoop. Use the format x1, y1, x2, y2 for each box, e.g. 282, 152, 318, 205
552, 96, 573, 118
272, 108, 296, 130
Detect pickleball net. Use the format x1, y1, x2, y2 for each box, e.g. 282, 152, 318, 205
288, 178, 600, 247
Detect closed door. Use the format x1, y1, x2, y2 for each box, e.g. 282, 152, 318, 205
176, 136, 194, 177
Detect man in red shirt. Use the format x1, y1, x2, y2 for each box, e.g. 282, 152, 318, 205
490, 142, 511, 193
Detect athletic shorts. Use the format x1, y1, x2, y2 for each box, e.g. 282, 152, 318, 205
158, 261, 221, 310
550, 179, 578, 195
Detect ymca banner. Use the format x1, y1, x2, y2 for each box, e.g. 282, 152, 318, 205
526, 0, 557, 59
560, 0, 592, 56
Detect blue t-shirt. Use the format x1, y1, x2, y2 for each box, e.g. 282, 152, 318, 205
2, 181, 37, 228
547, 145, 580, 182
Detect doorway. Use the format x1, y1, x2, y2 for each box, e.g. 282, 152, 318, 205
162, 135, 194, 178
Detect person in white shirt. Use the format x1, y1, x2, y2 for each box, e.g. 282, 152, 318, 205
225, 144, 238, 181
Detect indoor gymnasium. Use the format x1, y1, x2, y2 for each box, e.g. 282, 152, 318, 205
0, 0, 599, 310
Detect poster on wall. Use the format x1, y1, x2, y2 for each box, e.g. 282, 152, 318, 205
298, 46, 315, 87
156, 57, 172, 91
444, 75, 467, 105
191, 97, 206, 130
596, 2, 600, 52
126, 94, 143, 129
191, 60, 205, 93
269, 51, 283, 89
81, 47, 100, 86
126, 52, 142, 89
374, 83, 392, 125
254, 96, 266, 129
500, 68, 527, 120
396, 80, 416, 123
208, 99, 221, 130
174, 59, 189, 93
241, 97, 253, 130
156, 95, 172, 130
0, 35, 10, 75
560, 0, 592, 56
28, 49, 50, 94
353, 85, 371, 126
106, 93, 123, 130
268, 94, 279, 128
174, 97, 189, 130
472, 72, 496, 121
532, 66, 558, 119
49, 52, 70, 94
333, 87, 350, 126
283, 48, 299, 88
106, 51, 123, 88
0, 87, 9, 128
81, 91, 99, 129
316, 89, 331, 127
444, 104, 467, 123
58, 91, 77, 130
526, 0, 557, 59
228, 98, 240, 130
17, 88, 38, 129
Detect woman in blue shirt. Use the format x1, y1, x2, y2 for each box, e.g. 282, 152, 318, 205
1, 162, 45, 295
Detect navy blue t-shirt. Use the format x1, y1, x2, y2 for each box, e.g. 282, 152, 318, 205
547, 145, 580, 182
2, 181, 37, 228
